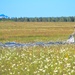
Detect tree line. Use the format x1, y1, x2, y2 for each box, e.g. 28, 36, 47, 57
0, 17, 75, 22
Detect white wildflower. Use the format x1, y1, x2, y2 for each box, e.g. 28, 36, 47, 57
46, 58, 50, 62
44, 65, 48, 69
71, 70, 74, 73
54, 69, 58, 73
12, 64, 16, 68
42, 70, 45, 73
66, 63, 71, 67
64, 58, 68, 61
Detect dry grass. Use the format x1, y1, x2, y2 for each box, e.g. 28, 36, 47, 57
0, 22, 75, 42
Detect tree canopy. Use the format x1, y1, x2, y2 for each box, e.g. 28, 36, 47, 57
0, 17, 75, 22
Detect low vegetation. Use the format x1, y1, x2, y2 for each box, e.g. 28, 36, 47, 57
0, 45, 75, 75
0, 22, 75, 75
0, 22, 75, 42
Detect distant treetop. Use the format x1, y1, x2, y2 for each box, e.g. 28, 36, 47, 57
0, 15, 75, 22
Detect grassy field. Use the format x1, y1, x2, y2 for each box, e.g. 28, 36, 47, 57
0, 22, 75, 42
0, 45, 75, 75
0, 22, 75, 75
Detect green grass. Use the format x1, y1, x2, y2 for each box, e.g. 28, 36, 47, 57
0, 45, 75, 75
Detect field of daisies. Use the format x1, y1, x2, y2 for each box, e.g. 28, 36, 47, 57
0, 44, 75, 75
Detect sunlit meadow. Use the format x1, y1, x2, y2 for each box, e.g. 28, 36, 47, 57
0, 22, 75, 42
0, 22, 75, 75
0, 45, 75, 75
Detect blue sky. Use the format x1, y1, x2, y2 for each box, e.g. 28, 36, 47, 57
0, 0, 75, 17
